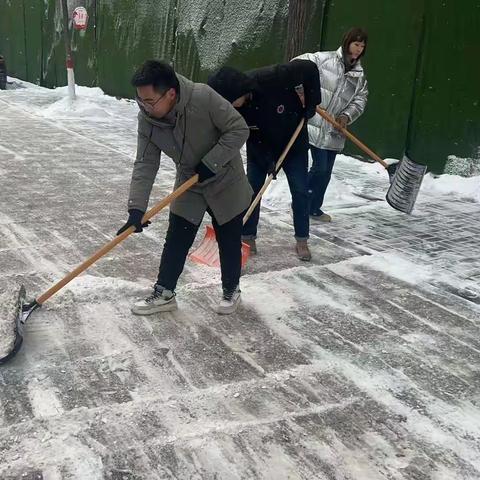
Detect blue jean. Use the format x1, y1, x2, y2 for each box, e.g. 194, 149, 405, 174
243, 144, 309, 239
308, 146, 337, 214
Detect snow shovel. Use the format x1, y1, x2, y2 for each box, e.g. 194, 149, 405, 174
189, 119, 305, 268
0, 175, 199, 365
316, 107, 426, 214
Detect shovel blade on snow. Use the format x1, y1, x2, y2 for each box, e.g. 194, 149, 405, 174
0, 285, 40, 365
0, 285, 26, 365
189, 224, 251, 268
386, 156, 427, 214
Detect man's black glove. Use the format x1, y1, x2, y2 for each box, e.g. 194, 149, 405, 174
267, 160, 278, 180
117, 209, 151, 235
195, 161, 216, 183
304, 105, 316, 119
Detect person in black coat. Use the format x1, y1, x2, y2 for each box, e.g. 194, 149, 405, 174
208, 59, 321, 260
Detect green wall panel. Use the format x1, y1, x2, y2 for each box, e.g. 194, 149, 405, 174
173, 0, 289, 82
0, 0, 478, 172
96, 0, 176, 98
302, 0, 327, 54
320, 0, 425, 161
23, 0, 43, 84
40, 0, 61, 87
407, 0, 480, 173
220, 0, 289, 74
0, 0, 27, 79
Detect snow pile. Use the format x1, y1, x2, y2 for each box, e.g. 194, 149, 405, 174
421, 173, 480, 203
261, 171, 296, 210
329, 252, 435, 285
33, 85, 137, 121
444, 153, 480, 177
264, 170, 364, 210
61, 274, 150, 303
264, 152, 480, 211
0, 284, 22, 359
329, 251, 480, 302
1, 76, 27, 90
1, 78, 138, 124
263, 154, 382, 211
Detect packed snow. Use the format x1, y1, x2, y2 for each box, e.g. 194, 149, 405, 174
1, 78, 479, 479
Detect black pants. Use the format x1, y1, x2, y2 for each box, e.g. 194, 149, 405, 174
157, 209, 244, 292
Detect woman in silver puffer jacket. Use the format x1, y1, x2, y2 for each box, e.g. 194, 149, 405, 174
295, 28, 368, 221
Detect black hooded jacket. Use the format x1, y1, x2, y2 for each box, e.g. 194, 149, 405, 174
208, 59, 321, 162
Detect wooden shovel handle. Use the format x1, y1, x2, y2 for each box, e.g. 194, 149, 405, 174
316, 107, 388, 169
243, 119, 305, 224
36, 174, 199, 305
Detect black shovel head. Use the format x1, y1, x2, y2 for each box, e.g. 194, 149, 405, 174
0, 285, 27, 364
386, 156, 427, 214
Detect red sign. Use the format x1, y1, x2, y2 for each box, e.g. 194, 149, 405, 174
72, 7, 88, 31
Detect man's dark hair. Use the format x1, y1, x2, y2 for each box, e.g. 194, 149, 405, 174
131, 60, 180, 93
207, 66, 254, 103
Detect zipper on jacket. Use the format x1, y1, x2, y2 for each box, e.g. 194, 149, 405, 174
140, 125, 154, 160
177, 106, 187, 168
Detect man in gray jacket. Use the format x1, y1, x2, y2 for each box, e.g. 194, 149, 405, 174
117, 60, 252, 315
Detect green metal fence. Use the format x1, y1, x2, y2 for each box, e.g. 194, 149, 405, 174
0, 0, 478, 173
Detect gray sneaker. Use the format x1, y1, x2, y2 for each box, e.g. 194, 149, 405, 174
131, 285, 177, 315
217, 285, 241, 315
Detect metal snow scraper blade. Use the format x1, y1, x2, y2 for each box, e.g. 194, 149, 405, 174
189, 119, 305, 268
315, 107, 426, 213
0, 285, 29, 365
386, 155, 427, 214
0, 175, 198, 365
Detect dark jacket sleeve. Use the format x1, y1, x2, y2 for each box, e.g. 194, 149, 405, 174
289, 59, 321, 114
251, 59, 321, 111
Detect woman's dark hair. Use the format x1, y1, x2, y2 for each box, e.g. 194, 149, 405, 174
131, 60, 180, 93
342, 27, 368, 60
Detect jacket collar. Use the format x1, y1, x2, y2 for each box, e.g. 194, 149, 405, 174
173, 74, 193, 113
335, 46, 364, 76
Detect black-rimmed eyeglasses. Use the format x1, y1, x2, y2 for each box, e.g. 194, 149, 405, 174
135, 90, 168, 111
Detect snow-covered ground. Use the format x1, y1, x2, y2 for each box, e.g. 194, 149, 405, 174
1, 79, 479, 479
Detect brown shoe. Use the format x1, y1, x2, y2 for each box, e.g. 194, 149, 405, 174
296, 240, 311, 262
311, 212, 332, 222
242, 237, 257, 254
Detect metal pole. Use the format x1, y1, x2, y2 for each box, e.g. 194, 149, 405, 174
61, 0, 76, 100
